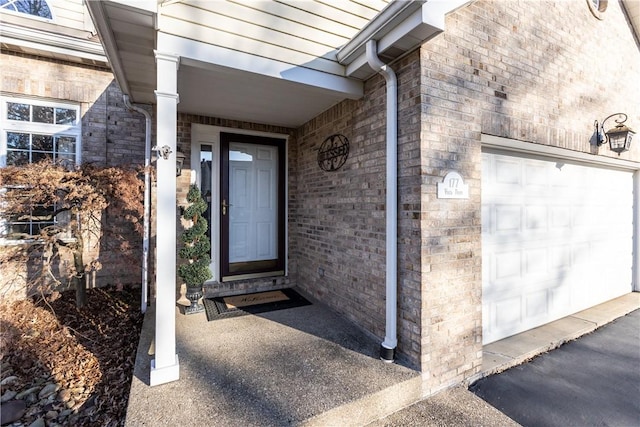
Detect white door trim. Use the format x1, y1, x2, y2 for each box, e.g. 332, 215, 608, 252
190, 124, 289, 282
481, 134, 640, 293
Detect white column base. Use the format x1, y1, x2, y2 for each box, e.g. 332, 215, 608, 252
150, 354, 180, 386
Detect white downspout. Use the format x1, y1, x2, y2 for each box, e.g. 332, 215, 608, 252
366, 39, 398, 362
634, 170, 639, 292
123, 95, 152, 314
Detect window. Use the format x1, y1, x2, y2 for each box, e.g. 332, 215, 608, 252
0, 0, 53, 19
587, 0, 608, 19
1, 97, 81, 238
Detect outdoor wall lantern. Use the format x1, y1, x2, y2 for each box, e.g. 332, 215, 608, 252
176, 150, 186, 176
151, 145, 186, 176
153, 144, 172, 160
595, 113, 635, 155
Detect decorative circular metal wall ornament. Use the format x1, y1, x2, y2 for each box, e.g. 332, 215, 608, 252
317, 134, 349, 172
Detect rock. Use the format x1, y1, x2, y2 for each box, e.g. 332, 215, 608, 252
0, 376, 19, 386
45, 410, 58, 419
57, 389, 72, 402
16, 386, 41, 400
1, 390, 17, 403
59, 408, 72, 419
25, 393, 39, 405
28, 417, 46, 427
0, 400, 26, 425
38, 383, 59, 399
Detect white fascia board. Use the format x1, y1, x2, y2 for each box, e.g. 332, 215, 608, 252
0, 22, 106, 61
85, 0, 132, 95
340, 0, 472, 79
157, 32, 363, 99
337, 0, 425, 65
0, 35, 107, 63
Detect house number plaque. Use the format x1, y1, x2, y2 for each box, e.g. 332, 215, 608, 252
317, 134, 349, 171
437, 171, 469, 199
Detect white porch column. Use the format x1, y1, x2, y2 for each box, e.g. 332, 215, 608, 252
150, 51, 180, 386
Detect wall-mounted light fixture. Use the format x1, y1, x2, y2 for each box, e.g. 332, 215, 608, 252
152, 145, 186, 176
595, 113, 635, 155
176, 150, 186, 176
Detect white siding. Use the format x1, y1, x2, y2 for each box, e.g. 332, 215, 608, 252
50, 0, 86, 29
158, 0, 389, 76
1, 0, 95, 36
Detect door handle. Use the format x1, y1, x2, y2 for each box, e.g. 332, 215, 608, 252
222, 199, 232, 215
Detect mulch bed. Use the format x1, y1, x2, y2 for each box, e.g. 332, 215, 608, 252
0, 286, 144, 426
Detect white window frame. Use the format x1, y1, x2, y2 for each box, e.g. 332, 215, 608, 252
0, 96, 82, 243
0, 0, 55, 22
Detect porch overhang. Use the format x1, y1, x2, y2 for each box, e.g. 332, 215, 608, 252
85, 0, 475, 128
86, 0, 364, 128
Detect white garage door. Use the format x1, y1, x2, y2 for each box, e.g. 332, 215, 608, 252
482, 150, 634, 344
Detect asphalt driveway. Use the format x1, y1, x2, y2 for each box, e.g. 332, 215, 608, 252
470, 309, 640, 427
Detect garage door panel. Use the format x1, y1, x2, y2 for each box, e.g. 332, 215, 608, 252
482, 151, 634, 344
495, 205, 522, 233
550, 206, 572, 229
524, 162, 548, 188
495, 297, 522, 326
494, 250, 522, 281
524, 247, 548, 277
525, 205, 548, 231
495, 158, 522, 186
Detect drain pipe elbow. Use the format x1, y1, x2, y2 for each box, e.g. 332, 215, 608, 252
123, 95, 152, 314
366, 40, 398, 362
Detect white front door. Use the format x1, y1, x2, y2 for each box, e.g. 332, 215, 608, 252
221, 132, 285, 280
482, 150, 634, 344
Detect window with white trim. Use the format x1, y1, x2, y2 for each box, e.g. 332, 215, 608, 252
0, 0, 53, 19
1, 96, 81, 238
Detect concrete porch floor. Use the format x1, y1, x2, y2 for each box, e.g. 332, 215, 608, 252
125, 291, 639, 426
125, 296, 423, 427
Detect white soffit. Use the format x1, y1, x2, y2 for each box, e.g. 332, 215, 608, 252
622, 0, 640, 39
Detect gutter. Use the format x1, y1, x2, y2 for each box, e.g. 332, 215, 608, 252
366, 39, 398, 362
123, 95, 152, 314
338, 0, 470, 80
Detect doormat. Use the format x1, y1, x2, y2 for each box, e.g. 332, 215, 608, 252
203, 288, 311, 321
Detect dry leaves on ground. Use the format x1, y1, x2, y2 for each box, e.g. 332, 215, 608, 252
0, 286, 144, 426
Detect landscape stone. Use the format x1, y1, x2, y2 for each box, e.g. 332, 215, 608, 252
28, 417, 45, 427
0, 376, 19, 386
0, 400, 26, 425
57, 389, 71, 402
1, 390, 17, 403
38, 384, 59, 399
16, 386, 41, 400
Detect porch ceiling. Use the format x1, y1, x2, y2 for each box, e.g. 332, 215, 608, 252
177, 62, 350, 128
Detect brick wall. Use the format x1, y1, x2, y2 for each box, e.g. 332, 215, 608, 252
293, 51, 425, 369
1, 52, 148, 298
416, 0, 639, 393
